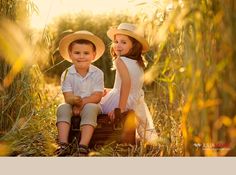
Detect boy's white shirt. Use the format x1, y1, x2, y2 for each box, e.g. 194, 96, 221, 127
61, 64, 104, 98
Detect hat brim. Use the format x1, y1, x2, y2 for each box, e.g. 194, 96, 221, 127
107, 28, 149, 53
59, 33, 105, 63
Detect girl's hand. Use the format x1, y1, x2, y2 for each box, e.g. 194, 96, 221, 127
108, 110, 115, 122
103, 88, 108, 97
103, 88, 111, 97
119, 108, 126, 113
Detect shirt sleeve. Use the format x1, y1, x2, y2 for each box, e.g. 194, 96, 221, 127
92, 70, 104, 92
61, 70, 73, 93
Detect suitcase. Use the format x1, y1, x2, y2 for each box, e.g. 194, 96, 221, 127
68, 108, 136, 148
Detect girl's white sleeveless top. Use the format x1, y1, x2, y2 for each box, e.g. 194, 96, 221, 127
100, 56, 155, 130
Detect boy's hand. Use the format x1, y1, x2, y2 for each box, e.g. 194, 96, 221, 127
72, 96, 85, 117
73, 96, 82, 106
72, 105, 81, 117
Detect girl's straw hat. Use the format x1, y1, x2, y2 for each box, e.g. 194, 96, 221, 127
107, 23, 149, 53
59, 30, 105, 62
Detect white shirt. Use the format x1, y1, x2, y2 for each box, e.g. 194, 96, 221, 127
61, 64, 104, 98
100, 56, 156, 132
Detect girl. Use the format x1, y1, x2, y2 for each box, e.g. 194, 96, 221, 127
100, 23, 158, 145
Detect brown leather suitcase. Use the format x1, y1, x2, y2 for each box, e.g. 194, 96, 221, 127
68, 108, 136, 148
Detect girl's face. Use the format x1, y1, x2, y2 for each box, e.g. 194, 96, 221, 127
69, 43, 96, 71
113, 34, 133, 56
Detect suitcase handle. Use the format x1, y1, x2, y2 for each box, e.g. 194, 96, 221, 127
112, 108, 132, 130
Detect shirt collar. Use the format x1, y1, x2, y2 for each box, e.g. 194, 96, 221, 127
68, 64, 96, 75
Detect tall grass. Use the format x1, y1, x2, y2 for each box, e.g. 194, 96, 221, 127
0, 0, 58, 156
140, 0, 236, 156
1, 65, 59, 156
1, 0, 235, 156
0, 0, 33, 132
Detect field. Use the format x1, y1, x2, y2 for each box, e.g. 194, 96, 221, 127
0, 0, 235, 157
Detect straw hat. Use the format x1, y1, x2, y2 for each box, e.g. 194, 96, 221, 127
59, 30, 105, 62
107, 23, 149, 53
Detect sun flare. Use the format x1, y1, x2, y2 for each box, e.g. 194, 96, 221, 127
30, 0, 139, 29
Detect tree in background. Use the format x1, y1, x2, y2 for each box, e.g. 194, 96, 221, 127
42, 12, 135, 88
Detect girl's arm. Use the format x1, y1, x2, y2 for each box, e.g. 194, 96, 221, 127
115, 58, 131, 112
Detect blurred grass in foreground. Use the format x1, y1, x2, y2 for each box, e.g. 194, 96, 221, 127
1, 0, 236, 156
140, 0, 236, 156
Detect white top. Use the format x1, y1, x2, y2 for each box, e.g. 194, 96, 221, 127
100, 56, 157, 136
61, 64, 104, 97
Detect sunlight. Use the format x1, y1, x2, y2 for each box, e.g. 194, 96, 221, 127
30, 0, 175, 29
0, 18, 33, 88
30, 0, 137, 29
1, 0, 236, 158
0, 142, 10, 156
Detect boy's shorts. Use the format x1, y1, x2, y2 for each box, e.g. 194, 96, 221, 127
56, 103, 101, 127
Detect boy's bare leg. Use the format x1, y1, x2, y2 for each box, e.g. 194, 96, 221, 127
57, 122, 70, 143
79, 125, 94, 146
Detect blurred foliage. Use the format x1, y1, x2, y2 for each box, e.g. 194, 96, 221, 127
0, 0, 38, 132
1, 0, 236, 156
0, 0, 58, 156
1, 65, 59, 156
43, 12, 135, 87
139, 0, 236, 156
180, 0, 236, 156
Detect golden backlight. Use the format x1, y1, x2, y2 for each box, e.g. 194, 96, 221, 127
30, 0, 139, 29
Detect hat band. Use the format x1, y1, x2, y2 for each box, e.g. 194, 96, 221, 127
116, 28, 144, 38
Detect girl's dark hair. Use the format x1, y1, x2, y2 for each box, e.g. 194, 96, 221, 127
68, 39, 96, 52
110, 36, 145, 68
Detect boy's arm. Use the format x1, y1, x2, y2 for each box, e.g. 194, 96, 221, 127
63, 92, 82, 106
68, 92, 102, 116
82, 91, 103, 105
81, 69, 104, 105
61, 69, 82, 106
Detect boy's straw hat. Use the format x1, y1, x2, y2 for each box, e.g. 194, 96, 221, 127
59, 30, 105, 62
107, 23, 149, 53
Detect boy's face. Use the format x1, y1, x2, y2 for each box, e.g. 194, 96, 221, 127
69, 43, 96, 70
113, 34, 133, 56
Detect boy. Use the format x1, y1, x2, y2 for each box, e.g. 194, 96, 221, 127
56, 30, 105, 156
